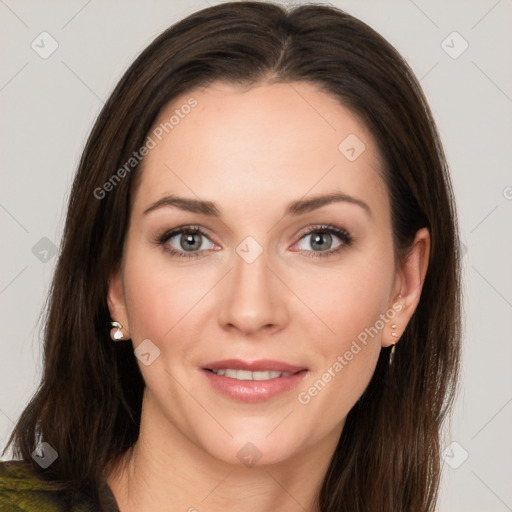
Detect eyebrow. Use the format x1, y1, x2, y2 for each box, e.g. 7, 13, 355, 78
143, 192, 372, 218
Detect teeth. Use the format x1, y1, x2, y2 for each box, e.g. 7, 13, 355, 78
210, 369, 294, 380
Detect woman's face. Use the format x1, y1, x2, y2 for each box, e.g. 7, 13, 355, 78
109, 81, 411, 467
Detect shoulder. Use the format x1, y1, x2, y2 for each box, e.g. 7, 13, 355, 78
0, 460, 93, 512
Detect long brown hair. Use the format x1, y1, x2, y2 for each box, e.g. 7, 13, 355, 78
3, 2, 461, 510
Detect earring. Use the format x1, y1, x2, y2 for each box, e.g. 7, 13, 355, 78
110, 321, 124, 342
389, 343, 396, 365
389, 323, 398, 365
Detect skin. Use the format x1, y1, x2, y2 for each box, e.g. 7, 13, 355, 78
106, 81, 430, 512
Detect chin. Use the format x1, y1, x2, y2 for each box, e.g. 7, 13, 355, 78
199, 431, 302, 469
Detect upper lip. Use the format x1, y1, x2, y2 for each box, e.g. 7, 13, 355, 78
203, 359, 307, 373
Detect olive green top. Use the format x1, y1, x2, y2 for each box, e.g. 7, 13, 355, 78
0, 460, 120, 512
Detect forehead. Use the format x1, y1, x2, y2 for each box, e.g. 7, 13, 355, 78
133, 81, 388, 220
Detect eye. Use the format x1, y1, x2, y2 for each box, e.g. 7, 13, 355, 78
155, 224, 353, 260
295, 225, 353, 258
157, 226, 216, 259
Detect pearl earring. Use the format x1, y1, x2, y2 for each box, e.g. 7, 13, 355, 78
110, 321, 124, 342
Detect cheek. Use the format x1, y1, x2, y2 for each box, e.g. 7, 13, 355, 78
294, 248, 393, 415
296, 246, 394, 344
121, 242, 208, 343
296, 281, 385, 427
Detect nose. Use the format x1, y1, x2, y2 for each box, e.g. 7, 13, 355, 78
217, 244, 289, 337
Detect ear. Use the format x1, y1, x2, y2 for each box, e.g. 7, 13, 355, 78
382, 227, 430, 347
107, 266, 131, 338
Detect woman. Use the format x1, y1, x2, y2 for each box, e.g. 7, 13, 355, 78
0, 1, 461, 511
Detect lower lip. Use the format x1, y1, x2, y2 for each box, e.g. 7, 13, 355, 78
202, 369, 308, 403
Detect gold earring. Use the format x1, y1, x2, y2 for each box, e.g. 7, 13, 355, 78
389, 323, 399, 365
110, 321, 124, 342
389, 343, 396, 365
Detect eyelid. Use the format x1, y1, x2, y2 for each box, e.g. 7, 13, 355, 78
157, 224, 216, 244
297, 224, 352, 240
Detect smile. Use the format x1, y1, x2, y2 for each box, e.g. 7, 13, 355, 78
201, 358, 309, 402
207, 369, 294, 380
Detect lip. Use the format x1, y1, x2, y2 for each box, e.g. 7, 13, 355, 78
201, 359, 308, 403
203, 359, 307, 373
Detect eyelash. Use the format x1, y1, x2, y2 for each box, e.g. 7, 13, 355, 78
154, 224, 353, 260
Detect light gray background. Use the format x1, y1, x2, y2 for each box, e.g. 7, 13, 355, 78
1, 1, 511, 510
